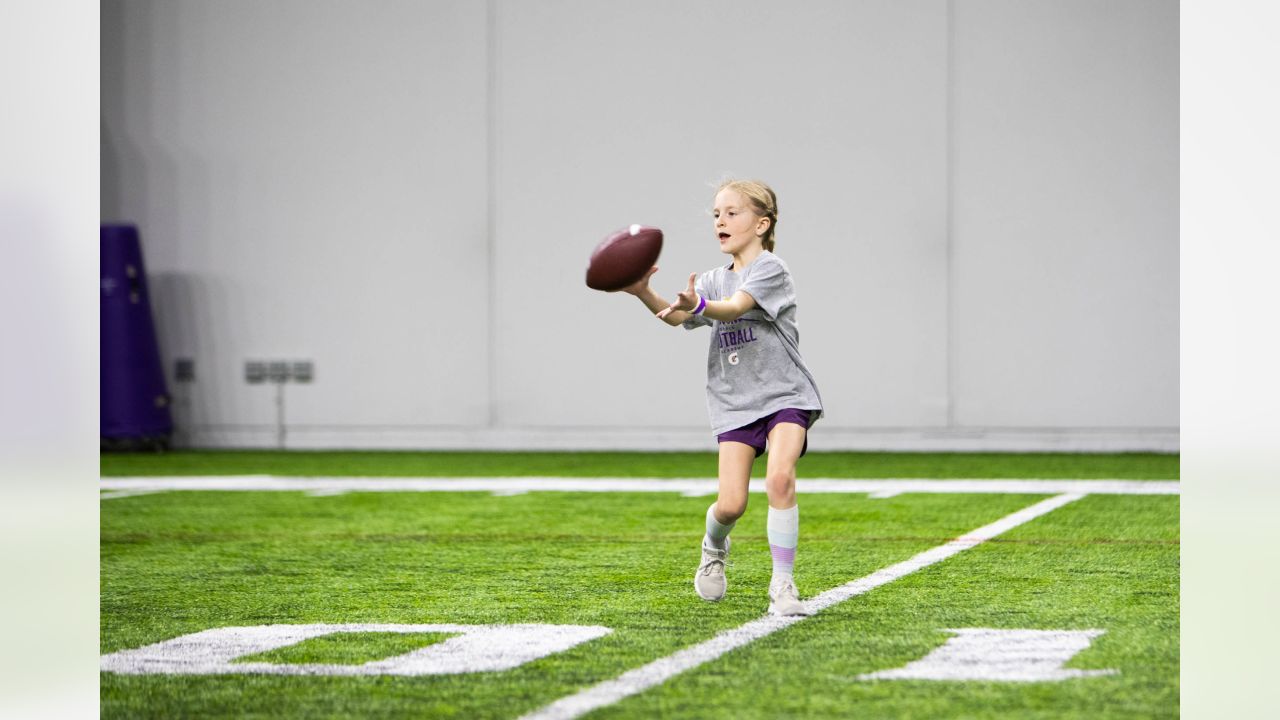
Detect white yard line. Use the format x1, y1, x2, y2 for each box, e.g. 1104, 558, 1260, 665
98, 476, 1178, 499
518, 492, 1085, 720
98, 489, 164, 500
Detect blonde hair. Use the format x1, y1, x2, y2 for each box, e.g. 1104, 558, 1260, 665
716, 179, 779, 252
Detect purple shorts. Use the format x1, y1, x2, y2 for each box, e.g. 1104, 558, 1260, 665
717, 408, 813, 458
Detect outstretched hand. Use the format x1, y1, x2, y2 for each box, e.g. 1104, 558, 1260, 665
656, 273, 699, 319
615, 265, 659, 296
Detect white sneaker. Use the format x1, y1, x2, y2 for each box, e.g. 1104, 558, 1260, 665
768, 576, 809, 616
694, 537, 730, 601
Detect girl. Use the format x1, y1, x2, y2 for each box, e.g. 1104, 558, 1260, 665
619, 179, 823, 616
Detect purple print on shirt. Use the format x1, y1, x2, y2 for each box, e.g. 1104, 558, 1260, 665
717, 319, 758, 352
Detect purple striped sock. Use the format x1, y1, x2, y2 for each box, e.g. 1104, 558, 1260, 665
770, 544, 795, 578
768, 505, 800, 581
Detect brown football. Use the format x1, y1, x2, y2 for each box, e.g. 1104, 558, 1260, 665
585, 224, 664, 291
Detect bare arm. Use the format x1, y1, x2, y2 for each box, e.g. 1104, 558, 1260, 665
655, 273, 757, 323
613, 266, 691, 326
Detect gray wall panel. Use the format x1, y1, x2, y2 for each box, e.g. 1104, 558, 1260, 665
103, 0, 491, 440
494, 0, 950, 431
950, 0, 1178, 427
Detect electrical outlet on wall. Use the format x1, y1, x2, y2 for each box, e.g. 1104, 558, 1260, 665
246, 359, 314, 384
267, 361, 290, 383
245, 361, 266, 384
175, 358, 195, 382
291, 360, 314, 383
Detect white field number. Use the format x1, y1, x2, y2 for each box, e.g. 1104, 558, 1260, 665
99, 623, 612, 676
860, 628, 1118, 682
101, 623, 1115, 682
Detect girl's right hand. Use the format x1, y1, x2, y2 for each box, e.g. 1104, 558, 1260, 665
617, 266, 659, 296
655, 273, 699, 319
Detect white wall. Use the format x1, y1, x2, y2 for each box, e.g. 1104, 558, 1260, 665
101, 0, 1179, 451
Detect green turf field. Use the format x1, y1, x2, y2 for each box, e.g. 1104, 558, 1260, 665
100, 452, 1178, 718
100, 449, 1179, 479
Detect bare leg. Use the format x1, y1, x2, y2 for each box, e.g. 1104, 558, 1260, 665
694, 441, 756, 602
764, 422, 806, 510
763, 422, 810, 615
715, 441, 756, 523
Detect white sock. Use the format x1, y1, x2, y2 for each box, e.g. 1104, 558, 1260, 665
704, 503, 735, 550
767, 504, 799, 582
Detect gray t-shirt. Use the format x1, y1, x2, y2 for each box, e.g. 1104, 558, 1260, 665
682, 251, 824, 434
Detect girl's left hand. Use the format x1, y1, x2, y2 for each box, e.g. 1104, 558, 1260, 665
656, 273, 699, 319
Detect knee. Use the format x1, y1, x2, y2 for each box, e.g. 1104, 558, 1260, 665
765, 469, 796, 500
715, 497, 748, 523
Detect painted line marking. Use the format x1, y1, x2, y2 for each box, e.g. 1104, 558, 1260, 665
99, 476, 1178, 500
518, 492, 1085, 720
99, 489, 164, 500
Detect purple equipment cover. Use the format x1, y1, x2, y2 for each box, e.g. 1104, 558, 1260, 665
101, 224, 173, 439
